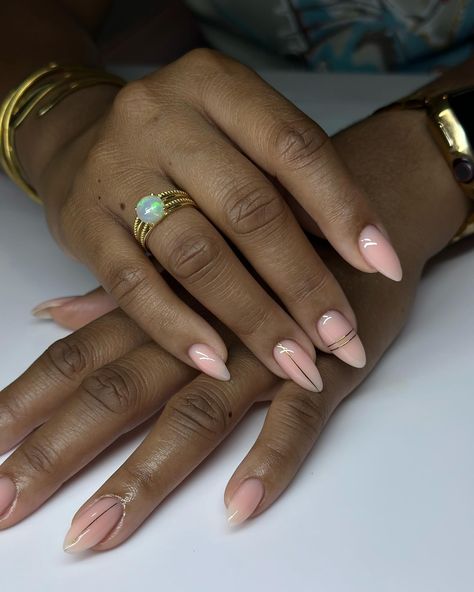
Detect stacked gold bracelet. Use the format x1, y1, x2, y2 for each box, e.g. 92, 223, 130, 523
0, 62, 125, 203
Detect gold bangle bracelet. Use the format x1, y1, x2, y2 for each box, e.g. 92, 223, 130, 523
0, 63, 125, 204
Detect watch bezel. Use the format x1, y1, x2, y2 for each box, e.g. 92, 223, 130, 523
426, 92, 474, 195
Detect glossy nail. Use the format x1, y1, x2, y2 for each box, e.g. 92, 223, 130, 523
32, 296, 78, 319
359, 225, 402, 282
273, 340, 323, 392
227, 478, 264, 526
188, 344, 230, 381
0, 475, 17, 517
318, 310, 366, 368
63, 496, 124, 553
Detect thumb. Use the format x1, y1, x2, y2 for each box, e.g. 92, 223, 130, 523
31, 287, 117, 330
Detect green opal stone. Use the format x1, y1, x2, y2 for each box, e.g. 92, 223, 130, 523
136, 195, 165, 224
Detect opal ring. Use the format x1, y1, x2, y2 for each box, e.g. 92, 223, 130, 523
133, 190, 196, 251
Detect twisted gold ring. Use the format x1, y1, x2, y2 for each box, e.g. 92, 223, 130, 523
133, 190, 196, 251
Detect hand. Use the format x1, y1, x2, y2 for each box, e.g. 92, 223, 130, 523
1, 105, 469, 551
16, 49, 404, 391
0, 242, 414, 552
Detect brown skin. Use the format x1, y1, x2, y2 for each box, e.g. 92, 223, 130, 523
0, 0, 471, 549
0, 105, 469, 548
13, 48, 398, 383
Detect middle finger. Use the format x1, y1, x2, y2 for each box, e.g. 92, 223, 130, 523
155, 111, 366, 369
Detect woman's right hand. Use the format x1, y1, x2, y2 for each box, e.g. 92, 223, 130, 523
16, 49, 404, 390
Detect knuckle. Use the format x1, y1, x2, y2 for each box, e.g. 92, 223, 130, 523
180, 47, 226, 72
43, 338, 90, 382
272, 120, 329, 171
19, 439, 60, 475
262, 437, 302, 468
120, 463, 157, 498
111, 80, 152, 120
165, 386, 232, 441
175, 49, 243, 96
109, 265, 149, 308
224, 182, 287, 237
166, 230, 220, 282
80, 366, 141, 416
278, 390, 329, 438
322, 186, 359, 227
290, 269, 331, 306
0, 400, 18, 426
234, 305, 274, 339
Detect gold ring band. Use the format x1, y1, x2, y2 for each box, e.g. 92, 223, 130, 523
133, 190, 196, 251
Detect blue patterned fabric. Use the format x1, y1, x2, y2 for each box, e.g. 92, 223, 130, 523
185, 0, 474, 72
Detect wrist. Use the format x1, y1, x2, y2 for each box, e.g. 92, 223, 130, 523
15, 83, 119, 200
333, 108, 471, 270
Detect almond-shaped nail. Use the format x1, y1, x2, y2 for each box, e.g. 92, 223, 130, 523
273, 340, 323, 392
0, 475, 17, 517
359, 225, 402, 282
318, 310, 366, 368
63, 496, 124, 553
188, 344, 230, 381
227, 478, 264, 526
31, 296, 78, 319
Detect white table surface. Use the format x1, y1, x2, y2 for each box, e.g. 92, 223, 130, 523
1, 70, 474, 592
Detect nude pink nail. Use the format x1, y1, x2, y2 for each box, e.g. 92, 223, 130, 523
273, 340, 323, 392
188, 344, 230, 381
31, 297, 78, 319
227, 478, 264, 526
0, 476, 17, 517
359, 225, 403, 282
63, 496, 124, 553
317, 310, 366, 368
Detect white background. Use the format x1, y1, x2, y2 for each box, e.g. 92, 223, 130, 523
1, 72, 473, 591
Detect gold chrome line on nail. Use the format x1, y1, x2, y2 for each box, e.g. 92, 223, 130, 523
327, 329, 357, 352
275, 343, 321, 393
65, 501, 121, 549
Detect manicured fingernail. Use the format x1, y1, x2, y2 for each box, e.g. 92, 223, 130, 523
31, 297, 78, 319
188, 344, 230, 381
359, 225, 402, 282
318, 310, 366, 368
227, 478, 264, 526
63, 496, 124, 553
0, 475, 17, 517
273, 340, 323, 392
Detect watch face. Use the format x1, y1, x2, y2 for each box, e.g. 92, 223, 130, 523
448, 88, 474, 145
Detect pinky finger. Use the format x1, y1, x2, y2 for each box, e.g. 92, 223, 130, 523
223, 364, 359, 526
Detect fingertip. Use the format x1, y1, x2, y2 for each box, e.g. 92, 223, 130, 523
225, 478, 265, 526
188, 343, 231, 381
359, 225, 403, 282
32, 289, 118, 330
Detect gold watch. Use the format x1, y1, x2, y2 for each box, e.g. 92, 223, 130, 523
378, 87, 474, 243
